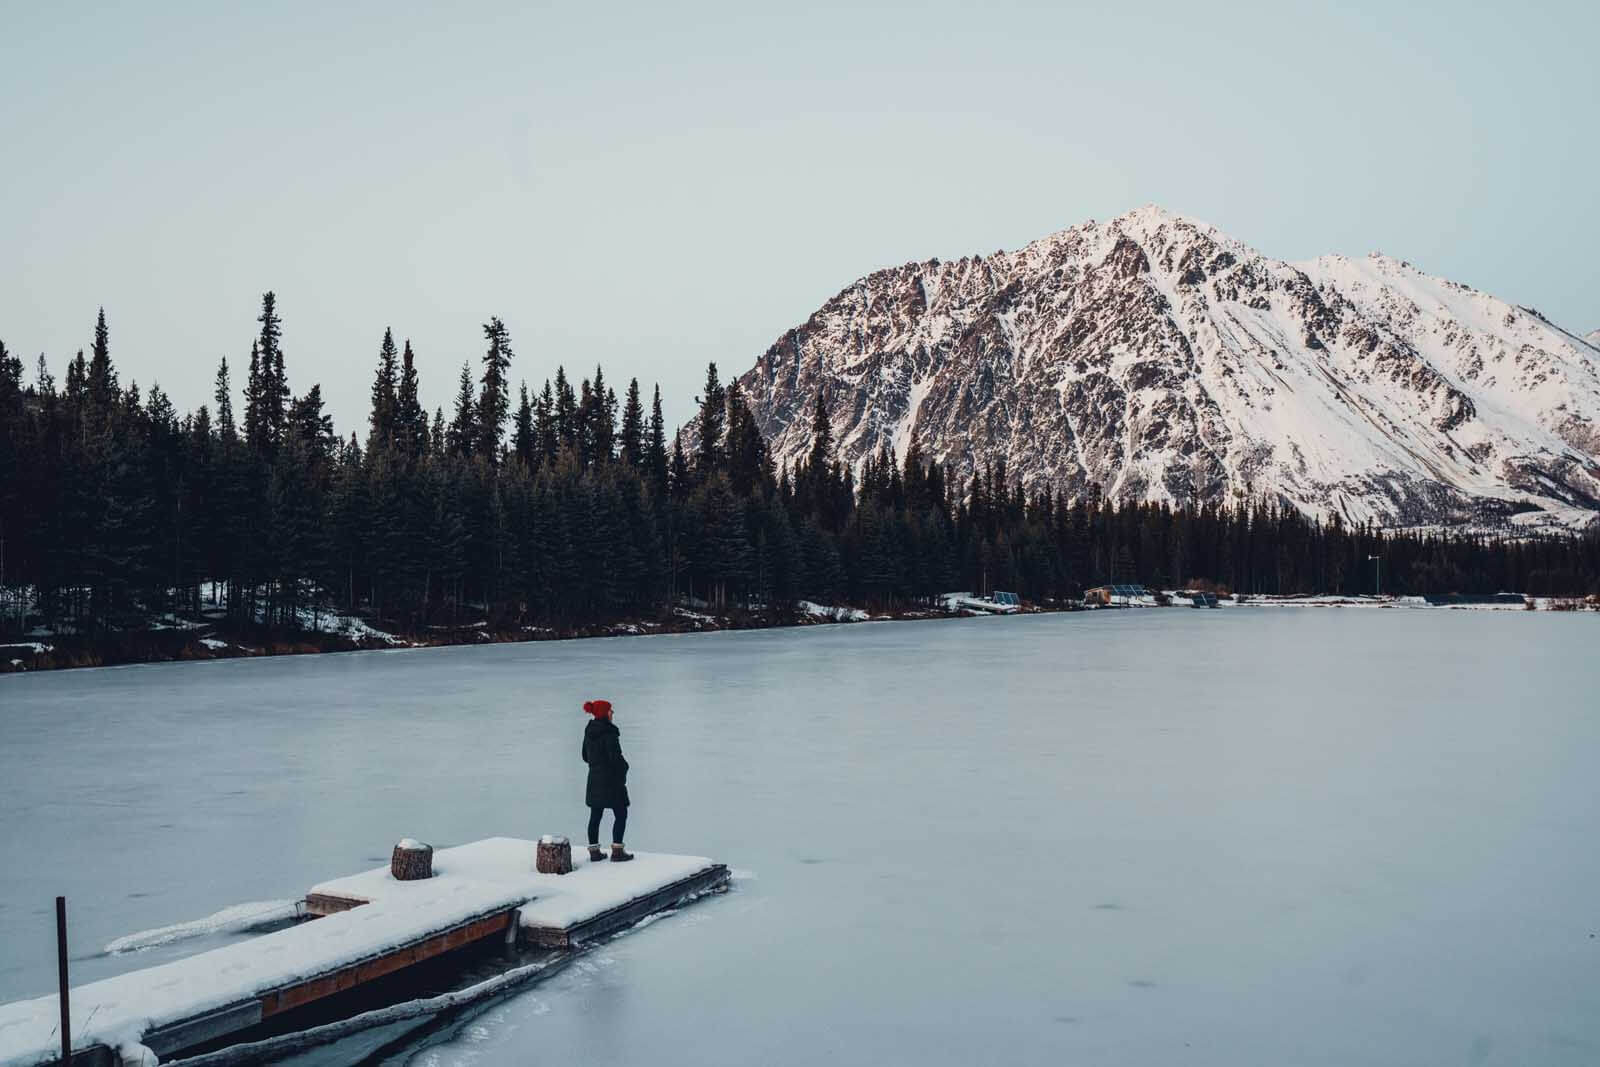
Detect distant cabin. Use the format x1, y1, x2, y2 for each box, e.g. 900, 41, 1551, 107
992, 591, 1021, 607
1085, 584, 1146, 606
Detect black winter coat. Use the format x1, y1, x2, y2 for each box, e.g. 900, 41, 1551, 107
582, 717, 630, 808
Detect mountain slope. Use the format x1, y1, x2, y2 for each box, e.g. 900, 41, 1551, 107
732, 206, 1600, 531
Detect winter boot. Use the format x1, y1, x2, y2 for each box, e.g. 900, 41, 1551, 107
610, 843, 634, 863
588, 845, 607, 862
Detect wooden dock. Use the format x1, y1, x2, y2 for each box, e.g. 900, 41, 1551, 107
0, 840, 729, 1067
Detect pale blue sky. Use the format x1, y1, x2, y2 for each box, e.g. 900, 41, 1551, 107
2, 0, 1594, 432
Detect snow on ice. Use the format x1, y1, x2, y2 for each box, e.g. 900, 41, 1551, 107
103, 900, 301, 955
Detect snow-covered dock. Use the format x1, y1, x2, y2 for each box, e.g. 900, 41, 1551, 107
0, 839, 728, 1067
307, 837, 727, 947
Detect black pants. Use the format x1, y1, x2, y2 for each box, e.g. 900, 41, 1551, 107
587, 805, 627, 846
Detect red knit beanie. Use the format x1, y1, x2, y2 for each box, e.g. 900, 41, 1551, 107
583, 700, 612, 718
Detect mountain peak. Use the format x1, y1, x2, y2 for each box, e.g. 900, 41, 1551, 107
1112, 203, 1210, 228
732, 212, 1600, 534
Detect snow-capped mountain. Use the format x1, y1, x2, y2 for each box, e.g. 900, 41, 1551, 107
733, 206, 1600, 531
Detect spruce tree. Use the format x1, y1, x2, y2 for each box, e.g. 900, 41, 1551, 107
449, 362, 476, 458
394, 340, 427, 461
257, 292, 288, 451
670, 435, 691, 501
806, 387, 837, 529
87, 308, 118, 422
242, 341, 264, 453
554, 367, 577, 449
513, 382, 535, 468
576, 377, 596, 466
647, 385, 669, 497
213, 356, 236, 443
724, 381, 770, 497
620, 378, 645, 468
369, 327, 399, 452
590, 366, 615, 463
535, 381, 557, 466
476, 317, 514, 463
696, 362, 726, 476
808, 387, 833, 475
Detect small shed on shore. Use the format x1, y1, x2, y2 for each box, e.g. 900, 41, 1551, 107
1085, 584, 1146, 606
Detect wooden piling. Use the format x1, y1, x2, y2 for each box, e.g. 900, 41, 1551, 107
391, 839, 433, 881
535, 835, 572, 875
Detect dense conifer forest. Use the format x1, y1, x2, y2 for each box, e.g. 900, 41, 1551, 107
2, 297, 1597, 641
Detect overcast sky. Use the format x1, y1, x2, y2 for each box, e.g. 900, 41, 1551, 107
2, 0, 1594, 434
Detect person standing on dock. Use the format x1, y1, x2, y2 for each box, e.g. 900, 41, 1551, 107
582, 700, 634, 862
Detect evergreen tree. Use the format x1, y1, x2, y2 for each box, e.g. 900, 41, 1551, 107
696, 362, 726, 476
535, 381, 557, 466
512, 382, 535, 468
368, 327, 399, 452
670, 436, 691, 501
646, 385, 669, 497
724, 381, 770, 497
477, 317, 514, 463
87, 308, 118, 422
620, 378, 645, 467
449, 362, 476, 458
394, 340, 427, 462
554, 367, 577, 449
257, 292, 288, 451
590, 366, 615, 463
242, 341, 265, 453
804, 387, 839, 529
213, 356, 236, 443
808, 387, 833, 475
576, 377, 597, 465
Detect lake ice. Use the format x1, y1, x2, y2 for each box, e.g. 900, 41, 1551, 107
2, 610, 1597, 1065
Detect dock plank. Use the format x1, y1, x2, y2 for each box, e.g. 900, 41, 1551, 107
261, 909, 514, 1016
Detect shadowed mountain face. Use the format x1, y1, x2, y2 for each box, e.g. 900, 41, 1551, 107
732, 206, 1600, 532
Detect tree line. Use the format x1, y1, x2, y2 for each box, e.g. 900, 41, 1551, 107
2, 297, 1597, 637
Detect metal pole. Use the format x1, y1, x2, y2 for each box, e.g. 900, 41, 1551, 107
56, 896, 71, 1066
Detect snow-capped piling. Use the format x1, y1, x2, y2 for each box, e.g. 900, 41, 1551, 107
391, 839, 433, 881
536, 835, 573, 875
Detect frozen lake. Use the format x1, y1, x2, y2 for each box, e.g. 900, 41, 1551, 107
2, 610, 1598, 1065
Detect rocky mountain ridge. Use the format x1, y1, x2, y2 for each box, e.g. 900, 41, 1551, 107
731, 206, 1600, 531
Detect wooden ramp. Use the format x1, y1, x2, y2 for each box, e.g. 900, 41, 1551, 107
0, 840, 728, 1067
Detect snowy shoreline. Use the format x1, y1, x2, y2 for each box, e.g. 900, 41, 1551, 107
0, 598, 1049, 676
4, 590, 1594, 676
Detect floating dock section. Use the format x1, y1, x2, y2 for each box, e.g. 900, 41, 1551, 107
0, 838, 728, 1067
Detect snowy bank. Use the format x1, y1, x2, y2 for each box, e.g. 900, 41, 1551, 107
798, 601, 869, 622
